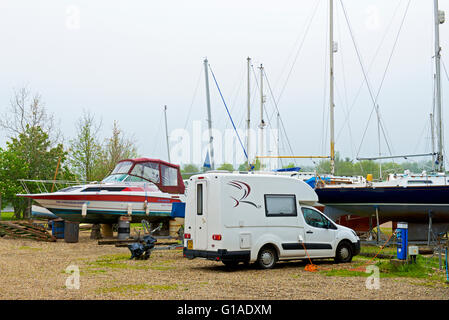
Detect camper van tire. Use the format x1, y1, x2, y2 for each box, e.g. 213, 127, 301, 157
256, 245, 278, 269
334, 240, 353, 263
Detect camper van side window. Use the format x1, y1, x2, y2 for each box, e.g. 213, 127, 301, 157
197, 184, 203, 215
302, 208, 331, 229
264, 195, 297, 217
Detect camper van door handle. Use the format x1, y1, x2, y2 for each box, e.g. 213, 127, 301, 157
306, 231, 313, 234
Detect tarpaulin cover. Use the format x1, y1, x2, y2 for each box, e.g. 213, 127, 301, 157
305, 176, 331, 188
171, 202, 185, 218
273, 167, 301, 172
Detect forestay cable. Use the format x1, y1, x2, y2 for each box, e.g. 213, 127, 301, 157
208, 63, 249, 162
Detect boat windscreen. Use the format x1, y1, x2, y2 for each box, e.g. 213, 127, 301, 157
124, 175, 152, 183
130, 162, 160, 183
111, 161, 134, 174
102, 174, 128, 183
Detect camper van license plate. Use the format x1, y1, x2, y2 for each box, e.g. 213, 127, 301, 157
187, 240, 193, 250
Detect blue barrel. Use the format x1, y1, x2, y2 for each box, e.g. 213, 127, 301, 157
52, 219, 65, 239
64, 221, 79, 243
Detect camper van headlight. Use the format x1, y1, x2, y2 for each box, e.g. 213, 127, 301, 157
351, 230, 357, 237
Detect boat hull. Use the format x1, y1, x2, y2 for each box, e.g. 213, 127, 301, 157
316, 185, 449, 223
24, 193, 184, 224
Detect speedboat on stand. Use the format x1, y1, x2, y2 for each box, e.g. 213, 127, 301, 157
19, 158, 186, 226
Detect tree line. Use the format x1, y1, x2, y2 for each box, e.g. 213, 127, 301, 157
181, 154, 436, 181
0, 87, 137, 218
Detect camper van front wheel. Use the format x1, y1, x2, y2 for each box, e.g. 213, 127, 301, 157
256, 246, 277, 269
335, 241, 353, 263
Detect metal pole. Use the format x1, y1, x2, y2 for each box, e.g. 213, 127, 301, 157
375, 207, 381, 245
259, 64, 266, 170
377, 105, 382, 179
434, 0, 444, 172
247, 57, 251, 169
277, 112, 280, 169
164, 105, 171, 163
329, 0, 336, 176
431, 113, 436, 171
204, 58, 215, 170
256, 155, 330, 159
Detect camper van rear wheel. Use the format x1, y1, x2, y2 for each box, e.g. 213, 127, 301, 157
335, 241, 353, 263
257, 246, 277, 269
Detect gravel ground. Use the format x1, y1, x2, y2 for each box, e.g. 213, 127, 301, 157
0, 231, 448, 300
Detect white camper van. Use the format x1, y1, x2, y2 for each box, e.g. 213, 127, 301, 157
183, 172, 360, 269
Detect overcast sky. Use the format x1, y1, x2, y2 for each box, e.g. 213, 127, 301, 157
0, 0, 448, 169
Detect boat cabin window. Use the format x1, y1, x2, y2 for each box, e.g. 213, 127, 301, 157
161, 165, 178, 186
264, 195, 297, 217
82, 186, 126, 192
103, 160, 180, 189
407, 180, 433, 184
111, 161, 134, 175
58, 186, 82, 192
130, 162, 160, 183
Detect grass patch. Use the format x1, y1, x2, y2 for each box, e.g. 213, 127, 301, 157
18, 246, 42, 251
1, 211, 17, 221
149, 259, 176, 271
81, 269, 108, 275
377, 255, 445, 280
97, 283, 178, 294
85, 254, 150, 271
321, 269, 369, 277
321, 254, 446, 283
84, 254, 176, 273
360, 244, 397, 256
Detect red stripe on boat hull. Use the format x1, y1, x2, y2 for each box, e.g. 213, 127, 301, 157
26, 194, 181, 203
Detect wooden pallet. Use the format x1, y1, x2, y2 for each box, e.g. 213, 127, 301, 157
0, 221, 56, 242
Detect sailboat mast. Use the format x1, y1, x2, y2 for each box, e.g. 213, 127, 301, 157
259, 64, 266, 169
204, 58, 215, 170
377, 105, 382, 179
164, 105, 171, 163
277, 111, 281, 169
247, 57, 251, 169
329, 0, 336, 176
434, 0, 444, 172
